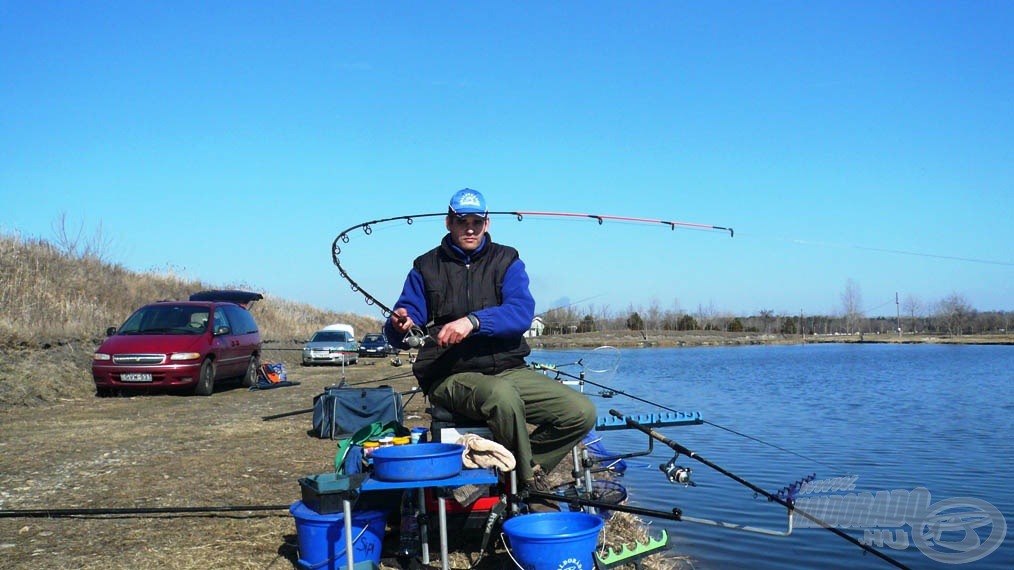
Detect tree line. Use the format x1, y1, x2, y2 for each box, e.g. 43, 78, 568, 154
538, 289, 1009, 337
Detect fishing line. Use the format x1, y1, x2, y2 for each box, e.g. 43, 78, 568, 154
738, 232, 1013, 267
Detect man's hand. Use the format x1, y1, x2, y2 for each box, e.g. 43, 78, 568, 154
436, 316, 475, 348
389, 308, 414, 334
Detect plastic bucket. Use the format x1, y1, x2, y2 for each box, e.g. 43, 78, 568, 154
289, 501, 387, 570
502, 512, 604, 570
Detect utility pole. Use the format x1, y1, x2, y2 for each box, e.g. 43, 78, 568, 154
896, 292, 901, 338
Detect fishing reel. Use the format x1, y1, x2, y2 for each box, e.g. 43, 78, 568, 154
403, 323, 436, 348
403, 329, 429, 348
660, 454, 695, 487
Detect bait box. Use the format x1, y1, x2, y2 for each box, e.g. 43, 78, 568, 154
299, 473, 399, 515
298, 473, 349, 514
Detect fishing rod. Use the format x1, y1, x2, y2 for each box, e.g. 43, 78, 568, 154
331, 211, 734, 328
609, 410, 913, 570
533, 361, 838, 470
0, 505, 290, 518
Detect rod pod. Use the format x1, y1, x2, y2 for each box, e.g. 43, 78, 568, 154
608, 410, 913, 570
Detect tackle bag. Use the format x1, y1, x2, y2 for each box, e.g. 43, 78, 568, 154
258, 362, 287, 384
311, 385, 404, 440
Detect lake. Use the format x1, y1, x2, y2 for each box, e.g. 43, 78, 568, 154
530, 343, 1012, 570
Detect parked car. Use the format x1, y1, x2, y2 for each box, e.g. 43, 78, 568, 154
92, 291, 264, 396
302, 329, 359, 366
359, 333, 392, 357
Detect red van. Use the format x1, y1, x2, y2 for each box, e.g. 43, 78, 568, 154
92, 291, 263, 396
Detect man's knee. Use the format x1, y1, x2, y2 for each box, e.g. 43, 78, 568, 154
556, 393, 597, 432
575, 396, 597, 431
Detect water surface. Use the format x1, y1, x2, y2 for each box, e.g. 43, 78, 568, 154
531, 344, 1012, 570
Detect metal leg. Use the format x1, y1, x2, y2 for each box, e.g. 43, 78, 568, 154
438, 495, 449, 570
509, 470, 520, 515
343, 499, 355, 570
417, 488, 430, 564
581, 447, 597, 516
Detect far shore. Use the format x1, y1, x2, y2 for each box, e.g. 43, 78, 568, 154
526, 330, 1014, 350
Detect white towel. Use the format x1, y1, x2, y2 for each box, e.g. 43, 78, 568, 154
457, 433, 516, 471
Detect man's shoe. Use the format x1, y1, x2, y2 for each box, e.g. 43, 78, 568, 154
523, 466, 560, 513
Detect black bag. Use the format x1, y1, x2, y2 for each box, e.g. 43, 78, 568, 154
311, 385, 404, 439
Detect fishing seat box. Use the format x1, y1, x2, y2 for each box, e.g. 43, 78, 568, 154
426, 405, 492, 443
422, 488, 502, 547
299, 472, 400, 515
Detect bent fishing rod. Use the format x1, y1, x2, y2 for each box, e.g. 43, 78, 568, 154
331, 210, 734, 342
533, 361, 838, 470
609, 410, 913, 570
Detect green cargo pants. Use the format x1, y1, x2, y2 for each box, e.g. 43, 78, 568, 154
428, 366, 597, 483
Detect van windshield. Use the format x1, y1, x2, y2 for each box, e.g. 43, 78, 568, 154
119, 306, 211, 335
311, 331, 350, 342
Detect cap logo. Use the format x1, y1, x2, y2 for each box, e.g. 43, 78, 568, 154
457, 192, 482, 209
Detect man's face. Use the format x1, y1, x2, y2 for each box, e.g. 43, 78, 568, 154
446, 214, 489, 252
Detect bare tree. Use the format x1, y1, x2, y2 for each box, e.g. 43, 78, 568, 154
660, 298, 684, 331
51, 212, 114, 261
840, 278, 864, 334
643, 297, 662, 332
696, 301, 718, 331
936, 292, 975, 336
902, 294, 922, 333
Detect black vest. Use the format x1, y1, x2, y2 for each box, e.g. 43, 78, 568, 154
411, 234, 531, 393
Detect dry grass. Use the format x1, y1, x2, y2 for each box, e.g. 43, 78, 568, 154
0, 231, 382, 346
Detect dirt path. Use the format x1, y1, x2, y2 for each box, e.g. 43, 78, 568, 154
0, 358, 430, 570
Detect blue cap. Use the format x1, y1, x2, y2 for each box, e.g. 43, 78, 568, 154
449, 188, 487, 217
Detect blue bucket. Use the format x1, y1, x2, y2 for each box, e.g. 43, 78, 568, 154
289, 501, 387, 570
502, 512, 604, 570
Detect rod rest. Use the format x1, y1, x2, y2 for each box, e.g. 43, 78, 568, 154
595, 411, 703, 431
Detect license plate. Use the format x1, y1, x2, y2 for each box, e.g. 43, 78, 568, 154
121, 373, 153, 382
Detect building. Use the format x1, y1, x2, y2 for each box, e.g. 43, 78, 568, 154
526, 316, 545, 338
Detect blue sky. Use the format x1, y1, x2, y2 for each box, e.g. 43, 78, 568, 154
2, 1, 1011, 318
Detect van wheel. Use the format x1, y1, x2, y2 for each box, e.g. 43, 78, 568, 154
241, 356, 258, 388
194, 359, 215, 396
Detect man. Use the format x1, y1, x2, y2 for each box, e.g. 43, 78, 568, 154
385, 188, 597, 509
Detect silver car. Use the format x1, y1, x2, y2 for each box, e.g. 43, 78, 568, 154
301, 329, 359, 366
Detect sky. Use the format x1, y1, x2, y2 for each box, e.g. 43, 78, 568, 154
2, 1, 1011, 320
